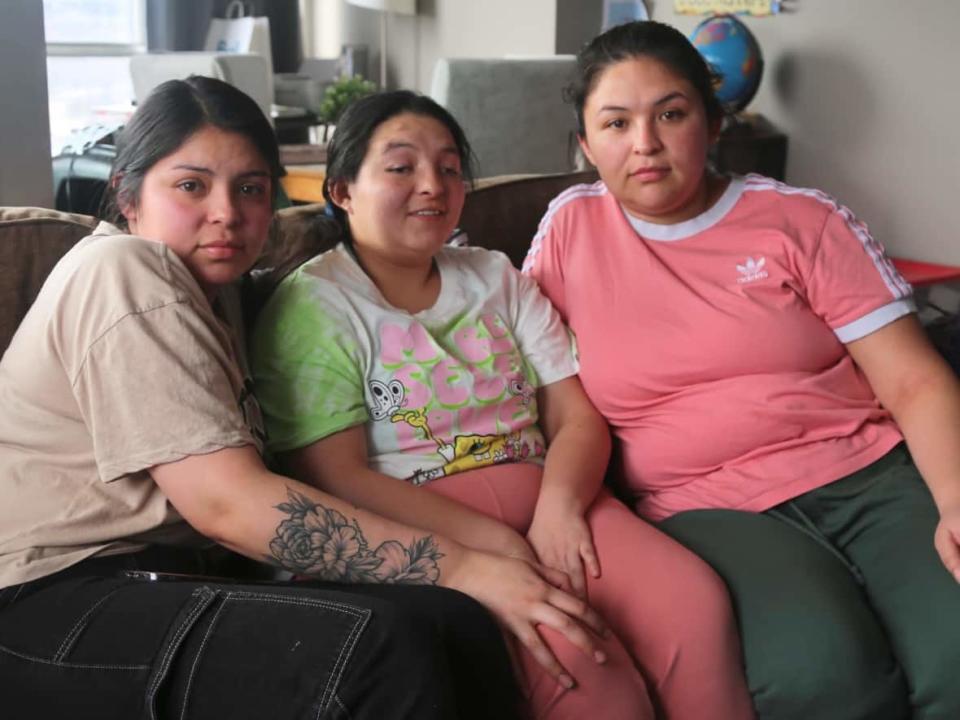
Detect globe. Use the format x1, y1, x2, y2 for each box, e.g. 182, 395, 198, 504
689, 14, 764, 113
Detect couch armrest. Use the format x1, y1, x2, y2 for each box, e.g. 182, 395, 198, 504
0, 207, 97, 354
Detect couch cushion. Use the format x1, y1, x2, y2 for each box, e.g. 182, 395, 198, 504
0, 207, 97, 354
256, 170, 600, 279
458, 170, 598, 268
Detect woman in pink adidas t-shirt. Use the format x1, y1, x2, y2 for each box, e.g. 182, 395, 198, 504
524, 20, 960, 720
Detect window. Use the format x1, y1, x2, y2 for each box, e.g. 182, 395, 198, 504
43, 0, 146, 155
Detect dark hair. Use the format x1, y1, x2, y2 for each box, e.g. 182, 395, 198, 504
321, 90, 475, 238
566, 20, 724, 136
103, 75, 282, 227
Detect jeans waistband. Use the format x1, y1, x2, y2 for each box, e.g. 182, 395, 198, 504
1, 545, 225, 611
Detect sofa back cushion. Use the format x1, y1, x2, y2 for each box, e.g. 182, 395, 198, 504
0, 207, 97, 354
458, 171, 598, 268
250, 170, 600, 297
0, 171, 601, 351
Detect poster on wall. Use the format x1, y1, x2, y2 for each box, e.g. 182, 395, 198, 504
603, 0, 649, 30
674, 0, 781, 15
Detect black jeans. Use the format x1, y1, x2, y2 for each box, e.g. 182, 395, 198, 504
0, 550, 521, 720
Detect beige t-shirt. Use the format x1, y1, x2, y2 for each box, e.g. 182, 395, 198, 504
0, 223, 263, 588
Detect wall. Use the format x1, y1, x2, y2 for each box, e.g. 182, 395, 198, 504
0, 0, 53, 207
556, 0, 603, 55
328, 0, 557, 91
651, 0, 960, 264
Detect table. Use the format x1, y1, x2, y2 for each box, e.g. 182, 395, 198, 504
273, 109, 319, 145
891, 257, 960, 313
281, 163, 326, 204
890, 258, 960, 288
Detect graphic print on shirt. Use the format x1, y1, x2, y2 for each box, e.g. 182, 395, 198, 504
366, 312, 546, 485
736, 256, 769, 284
369, 379, 405, 420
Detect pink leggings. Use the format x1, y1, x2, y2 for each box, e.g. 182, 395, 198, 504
425, 463, 754, 720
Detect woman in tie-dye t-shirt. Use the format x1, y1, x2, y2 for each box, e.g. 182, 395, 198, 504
251, 90, 754, 720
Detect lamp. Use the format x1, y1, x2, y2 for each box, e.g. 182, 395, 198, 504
345, 0, 416, 89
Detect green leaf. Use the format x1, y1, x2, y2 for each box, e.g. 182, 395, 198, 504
318, 75, 378, 124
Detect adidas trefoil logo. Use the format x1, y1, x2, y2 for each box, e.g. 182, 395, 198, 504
736, 256, 768, 284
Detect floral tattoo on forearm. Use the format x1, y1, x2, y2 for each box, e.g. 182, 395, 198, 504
268, 488, 443, 584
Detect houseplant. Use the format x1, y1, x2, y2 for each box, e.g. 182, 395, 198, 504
317, 75, 377, 141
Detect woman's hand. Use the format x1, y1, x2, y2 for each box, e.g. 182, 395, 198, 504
527, 503, 600, 599
446, 547, 609, 689
934, 504, 960, 583
498, 527, 540, 565
531, 376, 609, 598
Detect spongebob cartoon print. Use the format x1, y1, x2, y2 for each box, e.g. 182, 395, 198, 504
367, 376, 541, 486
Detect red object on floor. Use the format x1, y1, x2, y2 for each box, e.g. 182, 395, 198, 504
891, 258, 960, 288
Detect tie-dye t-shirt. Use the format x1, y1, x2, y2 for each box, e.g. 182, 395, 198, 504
250, 243, 578, 485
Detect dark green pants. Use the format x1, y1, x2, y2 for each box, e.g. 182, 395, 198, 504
660, 445, 960, 720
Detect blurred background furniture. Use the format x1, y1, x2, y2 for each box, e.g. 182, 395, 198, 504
146, 0, 303, 74
130, 52, 275, 125
712, 114, 788, 181
51, 140, 115, 216
429, 56, 579, 177
129, 51, 320, 143
344, 0, 415, 88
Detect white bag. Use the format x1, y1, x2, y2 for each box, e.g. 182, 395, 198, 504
204, 0, 273, 70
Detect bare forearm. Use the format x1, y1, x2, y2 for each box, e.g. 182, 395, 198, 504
287, 458, 526, 558
538, 412, 610, 514
152, 450, 468, 586
848, 317, 960, 513
890, 370, 960, 511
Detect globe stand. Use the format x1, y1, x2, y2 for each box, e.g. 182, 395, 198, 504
710, 112, 788, 181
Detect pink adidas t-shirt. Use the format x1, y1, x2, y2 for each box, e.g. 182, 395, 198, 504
523, 174, 914, 521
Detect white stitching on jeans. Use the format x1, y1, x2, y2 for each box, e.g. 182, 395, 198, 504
0, 642, 148, 670
221, 592, 367, 618
178, 596, 229, 720
316, 605, 370, 718
227, 592, 366, 715
147, 588, 217, 703
331, 693, 352, 720
53, 586, 123, 663
193, 590, 370, 719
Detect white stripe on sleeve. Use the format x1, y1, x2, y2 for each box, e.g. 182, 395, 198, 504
834, 299, 917, 343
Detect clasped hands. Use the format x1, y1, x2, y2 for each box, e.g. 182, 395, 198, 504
453, 502, 604, 690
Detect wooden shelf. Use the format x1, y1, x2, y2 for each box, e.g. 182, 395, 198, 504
280, 163, 326, 204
